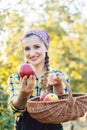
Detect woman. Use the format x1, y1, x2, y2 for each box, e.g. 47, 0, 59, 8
8, 30, 70, 130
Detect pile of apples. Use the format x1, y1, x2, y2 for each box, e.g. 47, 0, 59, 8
40, 92, 59, 101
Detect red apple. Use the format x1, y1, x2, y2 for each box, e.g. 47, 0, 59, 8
19, 63, 35, 78
43, 93, 59, 101
40, 92, 49, 101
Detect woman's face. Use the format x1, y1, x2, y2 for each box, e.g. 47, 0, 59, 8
22, 35, 47, 66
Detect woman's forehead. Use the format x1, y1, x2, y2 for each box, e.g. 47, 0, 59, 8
21, 30, 50, 50
22, 35, 45, 47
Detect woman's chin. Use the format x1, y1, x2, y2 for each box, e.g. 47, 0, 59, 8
28, 61, 40, 65
27, 59, 43, 66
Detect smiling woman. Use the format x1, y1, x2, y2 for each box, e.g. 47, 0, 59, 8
8, 29, 70, 130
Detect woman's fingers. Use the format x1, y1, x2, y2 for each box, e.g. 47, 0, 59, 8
19, 75, 35, 98
27, 75, 35, 93
48, 73, 56, 85
48, 73, 62, 85
27, 75, 35, 86
20, 75, 35, 91
20, 76, 27, 88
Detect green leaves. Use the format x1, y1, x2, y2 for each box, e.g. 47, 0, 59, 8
0, 86, 14, 130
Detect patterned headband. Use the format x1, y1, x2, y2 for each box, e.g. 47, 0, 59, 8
21, 30, 50, 49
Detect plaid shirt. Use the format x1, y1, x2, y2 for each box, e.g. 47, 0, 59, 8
8, 69, 70, 116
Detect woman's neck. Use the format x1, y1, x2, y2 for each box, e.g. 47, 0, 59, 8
33, 62, 45, 79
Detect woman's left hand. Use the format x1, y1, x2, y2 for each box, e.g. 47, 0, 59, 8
48, 73, 62, 86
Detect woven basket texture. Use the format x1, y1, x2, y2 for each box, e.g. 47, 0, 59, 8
27, 93, 87, 124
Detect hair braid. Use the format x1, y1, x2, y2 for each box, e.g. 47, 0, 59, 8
41, 52, 50, 91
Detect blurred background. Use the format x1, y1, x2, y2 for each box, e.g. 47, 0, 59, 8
0, 0, 87, 129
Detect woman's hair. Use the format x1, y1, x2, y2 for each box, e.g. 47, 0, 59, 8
41, 52, 50, 91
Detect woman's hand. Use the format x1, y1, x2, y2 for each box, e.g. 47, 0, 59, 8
48, 73, 62, 86
13, 75, 35, 110
48, 73, 63, 95
19, 75, 35, 99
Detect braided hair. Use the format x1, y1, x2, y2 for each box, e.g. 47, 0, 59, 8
41, 52, 50, 91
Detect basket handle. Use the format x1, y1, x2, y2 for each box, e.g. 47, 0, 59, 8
62, 78, 73, 104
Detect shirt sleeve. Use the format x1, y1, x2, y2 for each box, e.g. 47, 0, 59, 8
8, 73, 26, 116
61, 71, 70, 93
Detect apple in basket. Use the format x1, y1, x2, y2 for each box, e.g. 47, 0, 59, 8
19, 63, 35, 78
43, 93, 59, 101
40, 92, 49, 101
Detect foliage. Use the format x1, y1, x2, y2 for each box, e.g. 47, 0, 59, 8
0, 85, 14, 130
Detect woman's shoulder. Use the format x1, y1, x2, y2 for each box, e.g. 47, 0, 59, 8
51, 68, 63, 73
8, 72, 20, 83
50, 68, 68, 75
50, 68, 70, 84
9, 72, 20, 78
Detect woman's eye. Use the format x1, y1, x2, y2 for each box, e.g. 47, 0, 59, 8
34, 46, 40, 49
24, 47, 30, 51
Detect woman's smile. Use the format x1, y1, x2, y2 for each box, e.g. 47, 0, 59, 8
30, 56, 39, 61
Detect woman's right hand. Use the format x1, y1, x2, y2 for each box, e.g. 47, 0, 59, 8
12, 75, 35, 110
19, 75, 35, 99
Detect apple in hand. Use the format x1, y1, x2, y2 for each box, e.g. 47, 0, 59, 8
43, 93, 59, 101
40, 92, 49, 101
19, 63, 35, 78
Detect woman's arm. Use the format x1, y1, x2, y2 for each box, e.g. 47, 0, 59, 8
53, 83, 64, 95
54, 72, 70, 95
8, 73, 35, 113
48, 71, 70, 96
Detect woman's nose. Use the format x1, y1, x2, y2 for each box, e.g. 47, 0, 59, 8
29, 50, 36, 56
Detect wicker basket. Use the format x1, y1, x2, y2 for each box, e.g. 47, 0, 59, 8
27, 82, 87, 124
